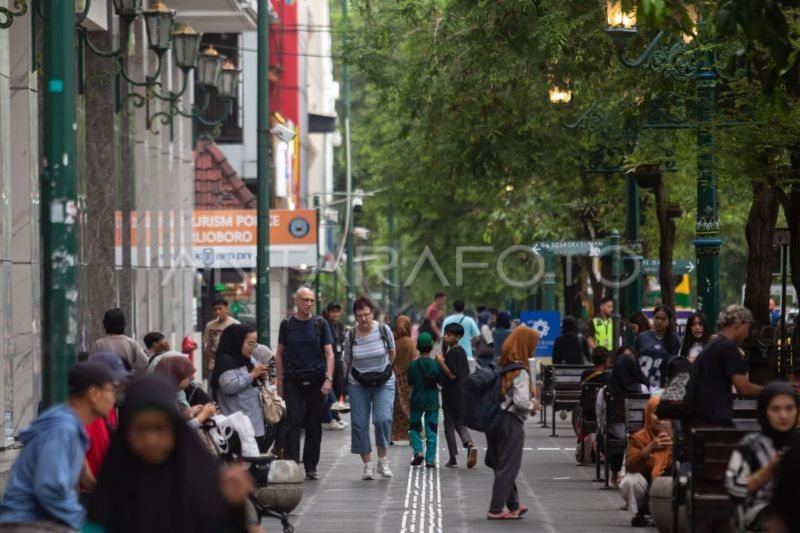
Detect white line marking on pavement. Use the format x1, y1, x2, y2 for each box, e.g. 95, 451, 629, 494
537, 447, 561, 450
553, 477, 571, 480
401, 424, 442, 533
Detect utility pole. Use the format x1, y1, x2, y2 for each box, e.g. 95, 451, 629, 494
42, 0, 78, 404
624, 175, 642, 344
256, 0, 271, 345
342, 0, 354, 322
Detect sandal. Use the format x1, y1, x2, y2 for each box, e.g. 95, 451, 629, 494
511, 505, 528, 518
487, 511, 520, 520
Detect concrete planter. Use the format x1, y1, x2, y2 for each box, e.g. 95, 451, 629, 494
650, 476, 687, 533
252, 459, 305, 513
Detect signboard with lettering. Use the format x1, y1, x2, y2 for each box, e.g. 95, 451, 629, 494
116, 209, 317, 269
532, 239, 643, 257
520, 311, 561, 357
640, 259, 695, 275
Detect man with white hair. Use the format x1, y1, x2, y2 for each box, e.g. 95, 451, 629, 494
274, 287, 335, 480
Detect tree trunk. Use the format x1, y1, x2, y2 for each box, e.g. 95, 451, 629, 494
743, 174, 779, 329
778, 150, 800, 316
653, 177, 676, 310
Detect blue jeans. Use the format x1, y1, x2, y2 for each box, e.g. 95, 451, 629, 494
348, 378, 395, 454
322, 390, 338, 423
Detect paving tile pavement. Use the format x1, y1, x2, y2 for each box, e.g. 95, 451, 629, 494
277, 413, 652, 533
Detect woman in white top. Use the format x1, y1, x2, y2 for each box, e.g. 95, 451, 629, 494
343, 296, 397, 480
485, 326, 541, 520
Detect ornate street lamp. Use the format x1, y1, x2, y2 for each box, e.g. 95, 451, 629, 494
548, 78, 572, 105
111, 0, 142, 25
172, 22, 202, 71
218, 59, 240, 99
197, 46, 223, 88
143, 0, 174, 55
604, 0, 637, 51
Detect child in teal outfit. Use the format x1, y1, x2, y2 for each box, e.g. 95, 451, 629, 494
407, 332, 442, 467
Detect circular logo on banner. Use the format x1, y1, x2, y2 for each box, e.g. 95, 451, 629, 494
288, 217, 310, 238
202, 248, 215, 267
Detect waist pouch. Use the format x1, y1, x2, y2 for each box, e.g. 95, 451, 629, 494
290, 368, 324, 386
351, 364, 393, 387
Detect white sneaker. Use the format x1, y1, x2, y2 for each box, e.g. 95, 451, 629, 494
323, 421, 345, 431
362, 462, 375, 480
335, 419, 349, 428
331, 401, 350, 413
377, 457, 393, 478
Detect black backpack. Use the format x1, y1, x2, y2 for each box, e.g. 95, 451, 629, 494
462, 363, 524, 432
280, 316, 329, 372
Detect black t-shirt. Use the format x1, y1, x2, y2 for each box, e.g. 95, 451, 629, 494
278, 316, 333, 377
441, 344, 469, 418
693, 336, 748, 425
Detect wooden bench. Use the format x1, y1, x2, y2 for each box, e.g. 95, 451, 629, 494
550, 365, 592, 437
601, 391, 650, 487
670, 400, 759, 531
688, 427, 751, 531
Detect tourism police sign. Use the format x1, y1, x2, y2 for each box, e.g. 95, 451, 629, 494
192, 209, 317, 269
520, 311, 561, 357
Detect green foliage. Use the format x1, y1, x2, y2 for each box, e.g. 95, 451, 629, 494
331, 0, 776, 313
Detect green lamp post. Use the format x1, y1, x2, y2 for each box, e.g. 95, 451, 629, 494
604, 0, 720, 324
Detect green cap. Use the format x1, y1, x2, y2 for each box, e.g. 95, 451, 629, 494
417, 332, 434, 351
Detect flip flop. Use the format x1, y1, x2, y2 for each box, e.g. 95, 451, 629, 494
511, 505, 528, 517
487, 512, 521, 520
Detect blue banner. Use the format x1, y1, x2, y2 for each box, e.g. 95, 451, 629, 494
520, 311, 561, 357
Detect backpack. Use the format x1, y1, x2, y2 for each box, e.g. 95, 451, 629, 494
346, 323, 391, 357
280, 316, 329, 372
656, 335, 722, 420
461, 363, 524, 433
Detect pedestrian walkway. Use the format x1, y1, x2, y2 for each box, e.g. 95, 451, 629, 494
284, 415, 639, 532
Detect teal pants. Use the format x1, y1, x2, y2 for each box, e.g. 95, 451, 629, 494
409, 408, 438, 464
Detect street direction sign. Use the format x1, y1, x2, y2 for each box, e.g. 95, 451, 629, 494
532, 240, 605, 256
640, 259, 695, 275
532, 239, 643, 257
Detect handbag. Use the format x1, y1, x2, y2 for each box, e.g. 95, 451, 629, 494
351, 364, 393, 387
656, 336, 721, 420
258, 382, 286, 425
291, 368, 323, 385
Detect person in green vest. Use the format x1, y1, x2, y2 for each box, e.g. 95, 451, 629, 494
588, 296, 615, 351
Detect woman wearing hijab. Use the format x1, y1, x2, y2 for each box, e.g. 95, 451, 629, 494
155, 356, 217, 430
620, 396, 673, 527
726, 382, 799, 531
552, 315, 591, 365
87, 375, 231, 533
598, 350, 650, 487
485, 326, 540, 520
391, 315, 415, 443
210, 324, 271, 452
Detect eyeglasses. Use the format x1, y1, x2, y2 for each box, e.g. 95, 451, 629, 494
245, 341, 258, 347
355, 312, 372, 320
299, 297, 315, 303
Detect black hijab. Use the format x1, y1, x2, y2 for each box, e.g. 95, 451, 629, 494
608, 353, 649, 394
89, 375, 227, 533
209, 324, 256, 397
757, 381, 799, 450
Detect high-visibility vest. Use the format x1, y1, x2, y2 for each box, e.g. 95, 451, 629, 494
593, 317, 613, 350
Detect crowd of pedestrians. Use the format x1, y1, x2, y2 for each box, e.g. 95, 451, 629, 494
5, 287, 800, 531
